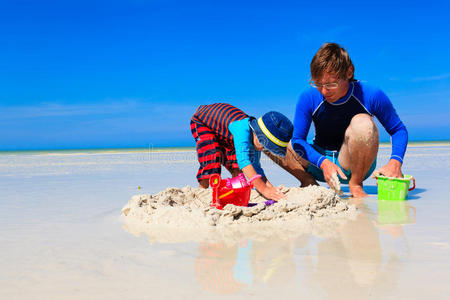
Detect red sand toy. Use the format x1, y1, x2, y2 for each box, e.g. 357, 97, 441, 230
209, 173, 261, 209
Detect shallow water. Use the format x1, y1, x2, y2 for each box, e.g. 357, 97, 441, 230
1, 146, 449, 299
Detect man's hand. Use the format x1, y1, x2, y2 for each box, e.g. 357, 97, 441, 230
320, 159, 347, 191
372, 159, 402, 178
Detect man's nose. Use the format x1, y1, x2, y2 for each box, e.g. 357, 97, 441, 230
319, 85, 331, 92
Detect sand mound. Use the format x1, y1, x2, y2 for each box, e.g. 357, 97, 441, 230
121, 185, 357, 244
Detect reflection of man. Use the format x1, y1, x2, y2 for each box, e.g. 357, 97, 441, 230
289, 43, 408, 197
314, 201, 383, 297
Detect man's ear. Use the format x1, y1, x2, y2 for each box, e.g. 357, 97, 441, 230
347, 66, 354, 80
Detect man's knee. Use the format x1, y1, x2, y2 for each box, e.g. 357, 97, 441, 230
346, 114, 378, 142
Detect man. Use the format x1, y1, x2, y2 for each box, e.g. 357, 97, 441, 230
287, 42, 408, 198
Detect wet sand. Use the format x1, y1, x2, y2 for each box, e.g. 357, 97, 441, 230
1, 145, 449, 299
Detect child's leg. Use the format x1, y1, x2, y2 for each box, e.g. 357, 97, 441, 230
224, 147, 241, 177
191, 120, 223, 188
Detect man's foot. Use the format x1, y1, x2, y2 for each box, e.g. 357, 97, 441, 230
349, 184, 368, 198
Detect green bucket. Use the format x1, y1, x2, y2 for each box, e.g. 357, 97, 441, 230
376, 174, 415, 201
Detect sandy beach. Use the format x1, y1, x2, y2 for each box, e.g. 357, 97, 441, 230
1, 144, 450, 299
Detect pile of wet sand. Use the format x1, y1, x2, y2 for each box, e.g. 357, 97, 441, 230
121, 185, 357, 244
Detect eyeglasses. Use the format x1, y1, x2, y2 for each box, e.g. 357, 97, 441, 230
310, 79, 341, 89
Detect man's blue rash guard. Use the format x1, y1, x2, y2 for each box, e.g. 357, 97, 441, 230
228, 118, 265, 177
292, 81, 408, 168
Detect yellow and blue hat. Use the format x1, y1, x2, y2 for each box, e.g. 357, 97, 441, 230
249, 111, 293, 157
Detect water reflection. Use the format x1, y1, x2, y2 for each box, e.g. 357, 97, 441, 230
250, 237, 296, 285
194, 236, 297, 294
375, 200, 416, 229
190, 199, 416, 295
309, 199, 383, 298
310, 199, 415, 298
194, 241, 246, 294
122, 199, 416, 296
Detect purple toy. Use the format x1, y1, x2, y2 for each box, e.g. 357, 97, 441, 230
248, 200, 276, 207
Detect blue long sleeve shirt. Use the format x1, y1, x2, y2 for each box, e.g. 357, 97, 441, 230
292, 81, 408, 168
229, 118, 265, 177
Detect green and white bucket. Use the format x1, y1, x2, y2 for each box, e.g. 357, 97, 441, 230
376, 174, 416, 201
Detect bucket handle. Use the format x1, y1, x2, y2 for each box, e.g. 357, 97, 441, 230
409, 177, 416, 191
209, 174, 221, 188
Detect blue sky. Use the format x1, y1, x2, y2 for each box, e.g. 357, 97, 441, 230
1, 0, 449, 150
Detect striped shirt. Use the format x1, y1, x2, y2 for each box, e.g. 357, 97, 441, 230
191, 103, 248, 147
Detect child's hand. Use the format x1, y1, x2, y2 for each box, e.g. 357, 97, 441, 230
241, 165, 285, 201
261, 185, 285, 201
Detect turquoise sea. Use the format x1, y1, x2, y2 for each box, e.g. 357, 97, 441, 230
1, 140, 449, 155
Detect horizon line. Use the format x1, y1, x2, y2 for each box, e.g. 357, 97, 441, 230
1, 139, 450, 154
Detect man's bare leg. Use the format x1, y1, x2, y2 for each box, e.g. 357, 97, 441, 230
264, 142, 318, 187
339, 114, 379, 198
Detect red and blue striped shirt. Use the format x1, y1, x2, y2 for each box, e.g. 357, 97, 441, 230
191, 103, 248, 147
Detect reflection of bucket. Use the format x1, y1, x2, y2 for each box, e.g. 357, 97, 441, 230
376, 174, 415, 201
377, 200, 416, 225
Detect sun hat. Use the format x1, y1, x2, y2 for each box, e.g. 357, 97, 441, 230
249, 111, 293, 157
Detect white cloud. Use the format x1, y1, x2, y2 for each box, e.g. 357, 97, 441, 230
0, 101, 135, 119
0, 100, 194, 121
411, 73, 450, 82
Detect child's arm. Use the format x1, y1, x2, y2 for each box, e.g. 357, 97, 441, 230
229, 119, 284, 200
241, 164, 285, 201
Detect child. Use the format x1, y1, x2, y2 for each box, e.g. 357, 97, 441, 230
190, 103, 293, 201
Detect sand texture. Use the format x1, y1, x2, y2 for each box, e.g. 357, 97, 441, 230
121, 185, 357, 244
